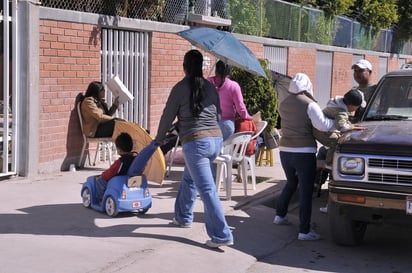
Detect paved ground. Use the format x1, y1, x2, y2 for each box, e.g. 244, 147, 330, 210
0, 149, 314, 273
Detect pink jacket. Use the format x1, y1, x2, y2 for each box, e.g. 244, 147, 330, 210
208, 76, 251, 121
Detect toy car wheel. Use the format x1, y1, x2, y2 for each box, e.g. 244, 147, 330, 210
138, 208, 149, 214
81, 188, 91, 208
105, 196, 118, 217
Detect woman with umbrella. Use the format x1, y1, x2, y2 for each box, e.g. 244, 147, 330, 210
155, 49, 233, 248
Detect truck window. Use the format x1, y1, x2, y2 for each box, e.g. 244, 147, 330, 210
365, 76, 412, 120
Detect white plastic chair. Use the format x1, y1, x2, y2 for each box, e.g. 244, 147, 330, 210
240, 120, 268, 190
165, 134, 180, 177
213, 131, 253, 200
77, 102, 114, 167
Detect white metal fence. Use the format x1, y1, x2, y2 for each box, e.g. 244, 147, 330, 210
101, 29, 150, 129
0, 0, 17, 176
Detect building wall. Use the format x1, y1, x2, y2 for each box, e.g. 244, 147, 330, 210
149, 32, 188, 135
34, 8, 412, 174
38, 19, 101, 171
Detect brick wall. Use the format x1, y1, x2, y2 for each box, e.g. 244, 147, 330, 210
331, 52, 353, 98
35, 18, 412, 174
149, 32, 189, 134
287, 47, 317, 93
388, 55, 401, 72
364, 54, 380, 85
39, 19, 101, 169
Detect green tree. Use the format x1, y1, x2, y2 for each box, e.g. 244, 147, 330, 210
284, 0, 398, 32
229, 0, 270, 36
349, 0, 398, 32
304, 13, 336, 45
292, 0, 355, 18
394, 0, 412, 40
312, 0, 355, 17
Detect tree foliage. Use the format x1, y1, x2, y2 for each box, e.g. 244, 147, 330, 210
349, 0, 398, 32
228, 0, 270, 36
305, 13, 336, 45
229, 60, 278, 133
284, 0, 399, 33
303, 0, 355, 18
394, 0, 412, 40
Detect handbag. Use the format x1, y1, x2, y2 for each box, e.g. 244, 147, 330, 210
263, 129, 280, 149
235, 118, 257, 156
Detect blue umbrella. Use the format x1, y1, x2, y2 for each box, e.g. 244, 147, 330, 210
178, 27, 267, 78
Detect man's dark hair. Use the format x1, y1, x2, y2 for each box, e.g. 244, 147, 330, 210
115, 132, 133, 152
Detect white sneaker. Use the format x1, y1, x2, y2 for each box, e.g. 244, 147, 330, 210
171, 217, 192, 228
319, 206, 328, 214
205, 240, 234, 248
273, 215, 290, 225
298, 230, 321, 241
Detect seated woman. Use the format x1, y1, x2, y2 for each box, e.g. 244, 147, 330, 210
80, 81, 120, 138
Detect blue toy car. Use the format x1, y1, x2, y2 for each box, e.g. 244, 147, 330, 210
81, 174, 152, 217
81, 140, 162, 217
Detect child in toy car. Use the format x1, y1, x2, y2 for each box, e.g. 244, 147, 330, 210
95, 132, 136, 204
81, 138, 161, 217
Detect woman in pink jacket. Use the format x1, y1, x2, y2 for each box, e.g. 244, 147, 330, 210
208, 61, 252, 140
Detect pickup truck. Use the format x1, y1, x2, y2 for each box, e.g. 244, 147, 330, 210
328, 65, 412, 245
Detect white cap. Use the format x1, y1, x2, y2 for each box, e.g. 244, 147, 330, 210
352, 59, 372, 71
288, 73, 313, 96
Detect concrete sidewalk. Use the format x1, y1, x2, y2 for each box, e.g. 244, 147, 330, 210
0, 149, 306, 273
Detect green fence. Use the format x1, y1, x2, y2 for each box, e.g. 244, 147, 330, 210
41, 0, 411, 55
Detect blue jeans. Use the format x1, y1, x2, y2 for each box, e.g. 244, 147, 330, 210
276, 151, 316, 234
174, 136, 233, 243
218, 120, 235, 141
95, 176, 108, 203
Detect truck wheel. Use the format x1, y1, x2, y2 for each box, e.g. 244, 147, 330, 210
328, 199, 367, 246
105, 196, 118, 217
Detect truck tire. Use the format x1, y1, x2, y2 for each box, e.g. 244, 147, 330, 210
328, 199, 367, 246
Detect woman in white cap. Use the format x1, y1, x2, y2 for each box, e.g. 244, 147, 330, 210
273, 73, 335, 241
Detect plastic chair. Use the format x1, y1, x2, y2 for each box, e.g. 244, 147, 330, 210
165, 134, 180, 177
213, 131, 253, 200
77, 102, 114, 167
241, 120, 268, 190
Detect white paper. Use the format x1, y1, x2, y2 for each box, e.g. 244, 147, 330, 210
105, 75, 134, 104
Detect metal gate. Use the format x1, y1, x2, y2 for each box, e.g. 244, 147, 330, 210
0, 0, 17, 176
263, 46, 288, 74
101, 29, 150, 129
315, 51, 333, 108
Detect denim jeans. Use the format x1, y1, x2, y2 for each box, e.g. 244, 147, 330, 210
218, 119, 235, 141
276, 151, 316, 234
174, 136, 233, 243
95, 176, 108, 203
